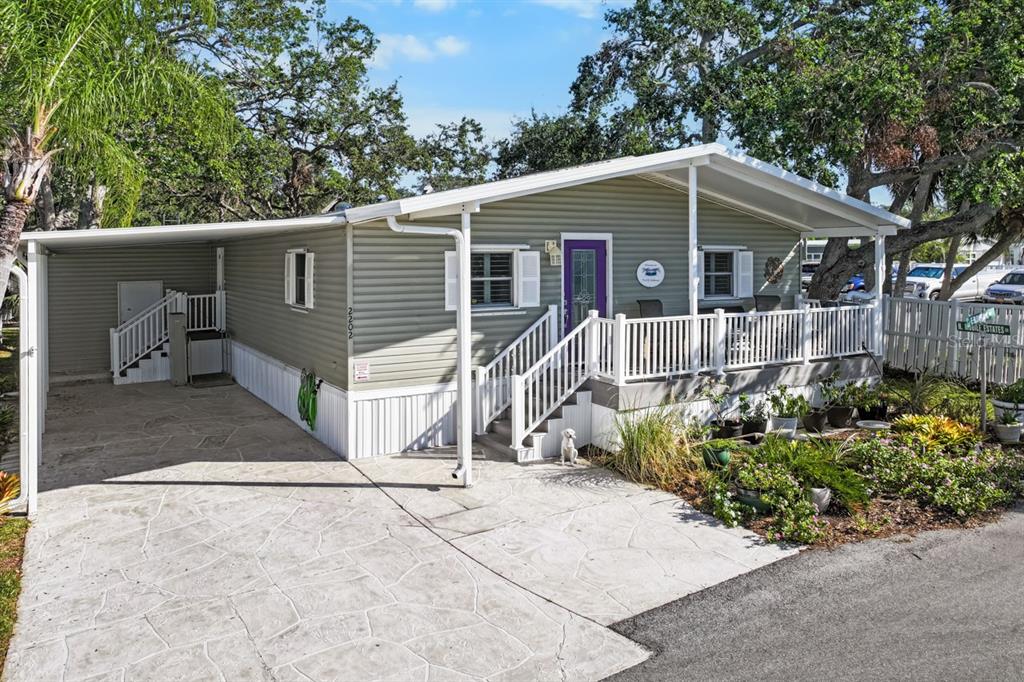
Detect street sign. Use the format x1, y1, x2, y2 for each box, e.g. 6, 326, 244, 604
957, 321, 1011, 335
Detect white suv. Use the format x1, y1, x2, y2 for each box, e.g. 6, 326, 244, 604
903, 263, 1006, 301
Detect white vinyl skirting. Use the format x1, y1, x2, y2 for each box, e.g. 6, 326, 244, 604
230, 341, 347, 457
229, 341, 458, 459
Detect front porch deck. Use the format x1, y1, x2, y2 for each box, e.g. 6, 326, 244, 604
477, 299, 880, 449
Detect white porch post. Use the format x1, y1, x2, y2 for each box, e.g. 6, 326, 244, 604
24, 244, 44, 515
873, 235, 886, 356
688, 164, 700, 371
458, 211, 473, 487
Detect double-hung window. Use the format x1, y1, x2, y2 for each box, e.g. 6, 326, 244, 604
699, 247, 754, 300
703, 251, 734, 298
444, 248, 541, 312
285, 249, 315, 310
471, 252, 514, 308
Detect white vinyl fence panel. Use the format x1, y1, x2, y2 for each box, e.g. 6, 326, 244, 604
884, 296, 1024, 385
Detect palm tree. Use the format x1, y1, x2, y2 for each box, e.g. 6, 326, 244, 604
0, 0, 231, 303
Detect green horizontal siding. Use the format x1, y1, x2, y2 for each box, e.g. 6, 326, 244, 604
220, 228, 348, 388
350, 176, 802, 390
47, 244, 216, 377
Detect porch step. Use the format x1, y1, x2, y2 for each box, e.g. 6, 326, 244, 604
477, 390, 593, 464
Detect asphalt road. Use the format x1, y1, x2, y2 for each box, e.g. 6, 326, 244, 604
610, 505, 1024, 681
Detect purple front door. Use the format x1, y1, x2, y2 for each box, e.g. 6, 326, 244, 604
563, 239, 608, 333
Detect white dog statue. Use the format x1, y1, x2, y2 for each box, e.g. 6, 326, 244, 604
560, 428, 578, 466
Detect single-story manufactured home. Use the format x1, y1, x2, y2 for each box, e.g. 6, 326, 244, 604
12, 143, 908, 511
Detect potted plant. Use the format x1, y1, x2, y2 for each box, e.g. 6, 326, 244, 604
700, 377, 742, 439
994, 410, 1022, 444
765, 386, 808, 439
802, 404, 828, 434
738, 394, 768, 435
993, 379, 1024, 423
852, 382, 889, 421
820, 371, 855, 428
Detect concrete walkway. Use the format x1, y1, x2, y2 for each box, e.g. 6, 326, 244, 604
6, 382, 794, 681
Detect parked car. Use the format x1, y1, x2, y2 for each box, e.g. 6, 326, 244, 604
983, 271, 1024, 304
841, 274, 866, 293
903, 263, 1006, 301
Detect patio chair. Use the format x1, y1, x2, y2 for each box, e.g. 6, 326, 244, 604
754, 294, 782, 312
637, 299, 664, 318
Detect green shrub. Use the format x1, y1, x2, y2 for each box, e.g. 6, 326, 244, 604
752, 435, 869, 512
852, 430, 1021, 517
611, 408, 684, 489
735, 458, 826, 543
995, 378, 1024, 405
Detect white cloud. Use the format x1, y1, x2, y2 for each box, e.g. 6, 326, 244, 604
434, 35, 469, 57
371, 33, 470, 68
413, 0, 456, 11
530, 0, 627, 19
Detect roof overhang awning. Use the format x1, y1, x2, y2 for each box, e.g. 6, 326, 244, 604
19, 214, 346, 254
343, 144, 909, 237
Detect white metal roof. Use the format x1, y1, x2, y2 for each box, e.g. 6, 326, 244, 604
344, 143, 909, 235
19, 144, 908, 253
20, 214, 346, 252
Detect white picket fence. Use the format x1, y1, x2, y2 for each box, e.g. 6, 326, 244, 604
884, 296, 1024, 384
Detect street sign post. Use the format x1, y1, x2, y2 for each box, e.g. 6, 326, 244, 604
955, 307, 1007, 431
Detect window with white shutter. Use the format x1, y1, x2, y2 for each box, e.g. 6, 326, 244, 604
285, 249, 315, 310
700, 248, 754, 299
443, 249, 541, 311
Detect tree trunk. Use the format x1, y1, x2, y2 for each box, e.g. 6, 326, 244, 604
895, 250, 912, 297
0, 202, 31, 305
945, 229, 1023, 297
938, 235, 961, 300
38, 176, 56, 231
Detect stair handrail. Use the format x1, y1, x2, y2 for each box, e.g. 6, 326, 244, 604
113, 290, 181, 333
510, 312, 599, 448
475, 304, 558, 434
109, 291, 183, 375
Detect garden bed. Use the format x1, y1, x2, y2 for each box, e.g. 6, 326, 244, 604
589, 372, 1024, 549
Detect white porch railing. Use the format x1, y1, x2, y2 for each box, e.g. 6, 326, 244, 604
109, 290, 225, 376
505, 301, 880, 448
510, 312, 594, 447
475, 304, 558, 434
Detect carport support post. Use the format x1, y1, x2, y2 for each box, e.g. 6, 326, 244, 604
24, 244, 45, 515
458, 211, 473, 487
688, 164, 700, 370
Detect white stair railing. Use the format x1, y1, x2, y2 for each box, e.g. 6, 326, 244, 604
110, 290, 226, 376
511, 312, 597, 448
475, 304, 558, 434
109, 291, 183, 376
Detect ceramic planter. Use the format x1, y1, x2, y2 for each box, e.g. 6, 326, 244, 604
768, 415, 798, 439
826, 405, 855, 428
992, 400, 1024, 423
802, 410, 828, 434
993, 423, 1022, 444
736, 487, 771, 513
702, 448, 731, 470
712, 420, 743, 440
741, 419, 767, 436
858, 403, 889, 421
809, 487, 832, 513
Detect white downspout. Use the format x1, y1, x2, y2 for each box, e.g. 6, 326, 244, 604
385, 215, 473, 487
2, 265, 35, 516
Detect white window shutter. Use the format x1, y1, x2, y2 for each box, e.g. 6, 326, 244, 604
444, 251, 459, 311
304, 252, 315, 309
284, 253, 294, 304
696, 253, 705, 300
517, 251, 541, 308
737, 250, 754, 298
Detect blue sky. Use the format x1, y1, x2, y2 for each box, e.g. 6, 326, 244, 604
329, 0, 628, 141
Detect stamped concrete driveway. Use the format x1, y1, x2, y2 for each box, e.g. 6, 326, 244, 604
6, 382, 793, 681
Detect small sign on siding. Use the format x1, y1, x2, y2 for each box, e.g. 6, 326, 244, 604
353, 360, 371, 383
